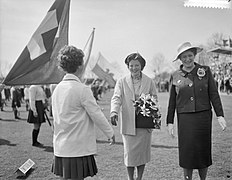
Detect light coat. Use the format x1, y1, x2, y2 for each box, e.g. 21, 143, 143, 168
52, 74, 114, 157
111, 73, 157, 135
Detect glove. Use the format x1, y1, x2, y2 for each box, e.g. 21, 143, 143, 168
110, 112, 118, 126
217, 116, 227, 131
167, 123, 175, 138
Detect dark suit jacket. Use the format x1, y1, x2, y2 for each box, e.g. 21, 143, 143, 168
166, 63, 224, 124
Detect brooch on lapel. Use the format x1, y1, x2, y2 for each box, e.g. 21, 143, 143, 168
197, 68, 206, 80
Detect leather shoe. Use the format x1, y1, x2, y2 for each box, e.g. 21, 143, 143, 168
32, 142, 43, 147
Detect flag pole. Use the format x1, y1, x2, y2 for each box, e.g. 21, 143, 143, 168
44, 110, 53, 132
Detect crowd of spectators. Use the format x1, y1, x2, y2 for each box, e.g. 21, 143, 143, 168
211, 62, 232, 94
0, 78, 112, 119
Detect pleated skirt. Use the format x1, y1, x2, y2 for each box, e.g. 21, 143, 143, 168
122, 128, 152, 167
52, 155, 98, 179
177, 110, 212, 169
27, 100, 46, 124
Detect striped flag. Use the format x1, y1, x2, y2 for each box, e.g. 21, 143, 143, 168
3, 0, 70, 85
91, 53, 116, 87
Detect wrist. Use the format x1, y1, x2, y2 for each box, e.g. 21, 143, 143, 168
111, 111, 118, 115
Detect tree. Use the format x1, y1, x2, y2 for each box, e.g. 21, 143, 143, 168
206, 32, 229, 65
151, 53, 166, 75
207, 32, 225, 48
197, 44, 211, 66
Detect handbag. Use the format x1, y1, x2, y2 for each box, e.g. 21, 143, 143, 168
135, 113, 161, 129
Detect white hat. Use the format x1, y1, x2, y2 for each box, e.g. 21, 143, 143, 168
173, 42, 203, 62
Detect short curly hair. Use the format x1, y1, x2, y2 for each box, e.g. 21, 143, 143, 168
57, 45, 84, 73
124, 52, 146, 71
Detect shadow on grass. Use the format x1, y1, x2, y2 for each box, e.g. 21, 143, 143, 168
96, 140, 178, 149
15, 118, 28, 122
97, 139, 123, 146
0, 138, 17, 146
43, 145, 53, 153
16, 167, 35, 179
0, 118, 18, 122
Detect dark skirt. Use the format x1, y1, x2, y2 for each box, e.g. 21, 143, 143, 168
27, 100, 46, 124
52, 155, 98, 179
11, 99, 21, 108
177, 110, 212, 169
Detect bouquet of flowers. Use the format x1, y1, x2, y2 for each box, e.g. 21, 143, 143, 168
133, 93, 161, 129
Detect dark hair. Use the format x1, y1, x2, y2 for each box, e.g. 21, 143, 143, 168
124, 53, 146, 71
188, 48, 197, 56
179, 48, 197, 59
57, 45, 84, 73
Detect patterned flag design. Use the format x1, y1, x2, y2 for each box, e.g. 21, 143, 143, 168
3, 0, 70, 85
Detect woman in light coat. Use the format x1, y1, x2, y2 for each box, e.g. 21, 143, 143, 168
51, 45, 115, 180
110, 52, 157, 180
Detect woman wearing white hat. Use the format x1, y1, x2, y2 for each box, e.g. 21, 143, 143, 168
166, 42, 227, 180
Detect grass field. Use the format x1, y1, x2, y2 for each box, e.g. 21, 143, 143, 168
0, 90, 231, 180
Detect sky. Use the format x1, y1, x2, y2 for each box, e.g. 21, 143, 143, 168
0, 0, 232, 78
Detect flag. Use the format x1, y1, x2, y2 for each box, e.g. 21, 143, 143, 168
3, 0, 70, 85
91, 53, 116, 87
80, 28, 95, 80
96, 52, 122, 80
92, 63, 116, 87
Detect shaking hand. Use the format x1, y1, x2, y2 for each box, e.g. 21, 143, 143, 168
110, 112, 118, 126
108, 135, 115, 145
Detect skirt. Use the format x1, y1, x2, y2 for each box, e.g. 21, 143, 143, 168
177, 110, 212, 169
122, 128, 152, 167
52, 155, 98, 179
11, 99, 21, 108
27, 100, 46, 124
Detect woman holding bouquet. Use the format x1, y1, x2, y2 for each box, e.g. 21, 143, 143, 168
166, 42, 227, 180
110, 52, 158, 180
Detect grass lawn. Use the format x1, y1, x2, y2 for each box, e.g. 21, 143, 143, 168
0, 90, 231, 180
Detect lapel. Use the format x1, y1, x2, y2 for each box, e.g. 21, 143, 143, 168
125, 73, 148, 99
125, 75, 135, 99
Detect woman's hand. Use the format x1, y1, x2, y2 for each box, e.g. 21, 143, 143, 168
33, 111, 38, 117
167, 123, 175, 138
108, 135, 116, 145
110, 112, 118, 126
217, 116, 227, 131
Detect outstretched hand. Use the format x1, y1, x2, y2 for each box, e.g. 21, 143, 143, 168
110, 112, 118, 126
108, 135, 115, 145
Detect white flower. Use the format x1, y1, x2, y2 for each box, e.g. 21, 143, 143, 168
197, 68, 206, 78
140, 108, 151, 117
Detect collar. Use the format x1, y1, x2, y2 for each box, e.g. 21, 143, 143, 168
179, 62, 200, 77
62, 73, 81, 83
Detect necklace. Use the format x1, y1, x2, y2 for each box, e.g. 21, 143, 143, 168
132, 79, 141, 84
132, 73, 142, 80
